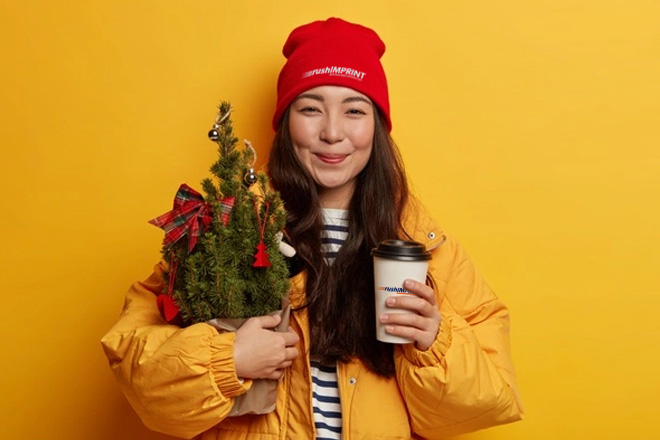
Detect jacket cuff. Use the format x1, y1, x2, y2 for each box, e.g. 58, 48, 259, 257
209, 331, 253, 398
402, 316, 453, 367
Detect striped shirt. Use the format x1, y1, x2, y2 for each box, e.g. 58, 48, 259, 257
312, 208, 348, 440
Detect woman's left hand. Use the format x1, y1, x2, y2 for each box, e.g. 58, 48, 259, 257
379, 279, 442, 351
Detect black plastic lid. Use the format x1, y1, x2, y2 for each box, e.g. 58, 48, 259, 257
371, 240, 432, 261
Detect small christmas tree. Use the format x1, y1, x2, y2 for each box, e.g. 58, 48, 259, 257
149, 102, 290, 324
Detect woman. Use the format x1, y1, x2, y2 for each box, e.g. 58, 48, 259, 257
102, 18, 523, 440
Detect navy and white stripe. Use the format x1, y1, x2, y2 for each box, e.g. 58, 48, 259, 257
321, 208, 349, 263
311, 208, 349, 440
311, 361, 342, 440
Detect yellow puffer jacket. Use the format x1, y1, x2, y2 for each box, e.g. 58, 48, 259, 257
101, 206, 523, 439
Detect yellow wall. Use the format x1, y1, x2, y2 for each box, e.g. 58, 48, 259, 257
1, 1, 658, 438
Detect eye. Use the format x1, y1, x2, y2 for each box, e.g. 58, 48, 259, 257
300, 106, 320, 113
346, 108, 367, 115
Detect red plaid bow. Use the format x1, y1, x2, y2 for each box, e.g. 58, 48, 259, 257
149, 184, 213, 252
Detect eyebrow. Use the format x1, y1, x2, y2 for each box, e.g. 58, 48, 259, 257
295, 93, 372, 105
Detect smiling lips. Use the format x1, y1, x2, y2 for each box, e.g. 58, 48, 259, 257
315, 153, 348, 164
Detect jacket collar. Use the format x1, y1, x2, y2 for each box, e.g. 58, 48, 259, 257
401, 197, 446, 251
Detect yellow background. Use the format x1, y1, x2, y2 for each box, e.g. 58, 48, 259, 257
1, 1, 658, 438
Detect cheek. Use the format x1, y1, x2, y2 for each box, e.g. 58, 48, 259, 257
351, 123, 375, 151
292, 143, 309, 168
354, 124, 375, 172
288, 114, 314, 147
289, 116, 312, 164
357, 146, 374, 172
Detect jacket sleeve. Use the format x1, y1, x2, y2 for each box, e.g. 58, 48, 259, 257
101, 261, 252, 439
394, 236, 524, 438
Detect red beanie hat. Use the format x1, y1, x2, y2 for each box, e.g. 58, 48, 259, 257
273, 17, 391, 131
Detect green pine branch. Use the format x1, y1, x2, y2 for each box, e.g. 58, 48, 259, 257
161, 101, 290, 322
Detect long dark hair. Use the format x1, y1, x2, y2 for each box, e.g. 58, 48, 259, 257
268, 107, 409, 377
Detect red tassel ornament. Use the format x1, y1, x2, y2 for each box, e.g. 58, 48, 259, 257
252, 201, 271, 268
253, 241, 271, 267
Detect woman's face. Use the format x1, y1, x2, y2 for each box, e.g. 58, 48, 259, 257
288, 85, 375, 209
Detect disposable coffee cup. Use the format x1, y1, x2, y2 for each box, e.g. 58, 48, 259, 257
371, 240, 432, 344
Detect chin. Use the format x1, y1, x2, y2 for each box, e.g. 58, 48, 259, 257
317, 180, 347, 190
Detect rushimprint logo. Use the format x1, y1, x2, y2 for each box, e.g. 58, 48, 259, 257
302, 66, 366, 81
378, 287, 413, 295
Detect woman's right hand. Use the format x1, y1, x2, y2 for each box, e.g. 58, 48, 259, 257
233, 314, 300, 380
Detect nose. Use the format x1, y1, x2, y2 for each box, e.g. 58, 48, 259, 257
320, 114, 344, 144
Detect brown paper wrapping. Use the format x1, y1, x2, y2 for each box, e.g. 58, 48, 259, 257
206, 304, 291, 416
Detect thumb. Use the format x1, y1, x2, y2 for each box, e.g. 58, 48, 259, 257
255, 313, 281, 330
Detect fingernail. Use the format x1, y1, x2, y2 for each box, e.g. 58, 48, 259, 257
380, 314, 389, 322
386, 325, 394, 332
404, 280, 413, 289
386, 297, 395, 306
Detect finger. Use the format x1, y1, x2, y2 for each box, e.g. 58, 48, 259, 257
384, 323, 424, 342
253, 313, 282, 329
381, 311, 429, 331
266, 369, 284, 380
404, 279, 436, 305
385, 324, 436, 351
283, 346, 300, 361
386, 295, 437, 317
281, 329, 300, 346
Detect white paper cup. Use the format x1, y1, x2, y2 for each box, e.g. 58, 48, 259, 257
372, 240, 432, 344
